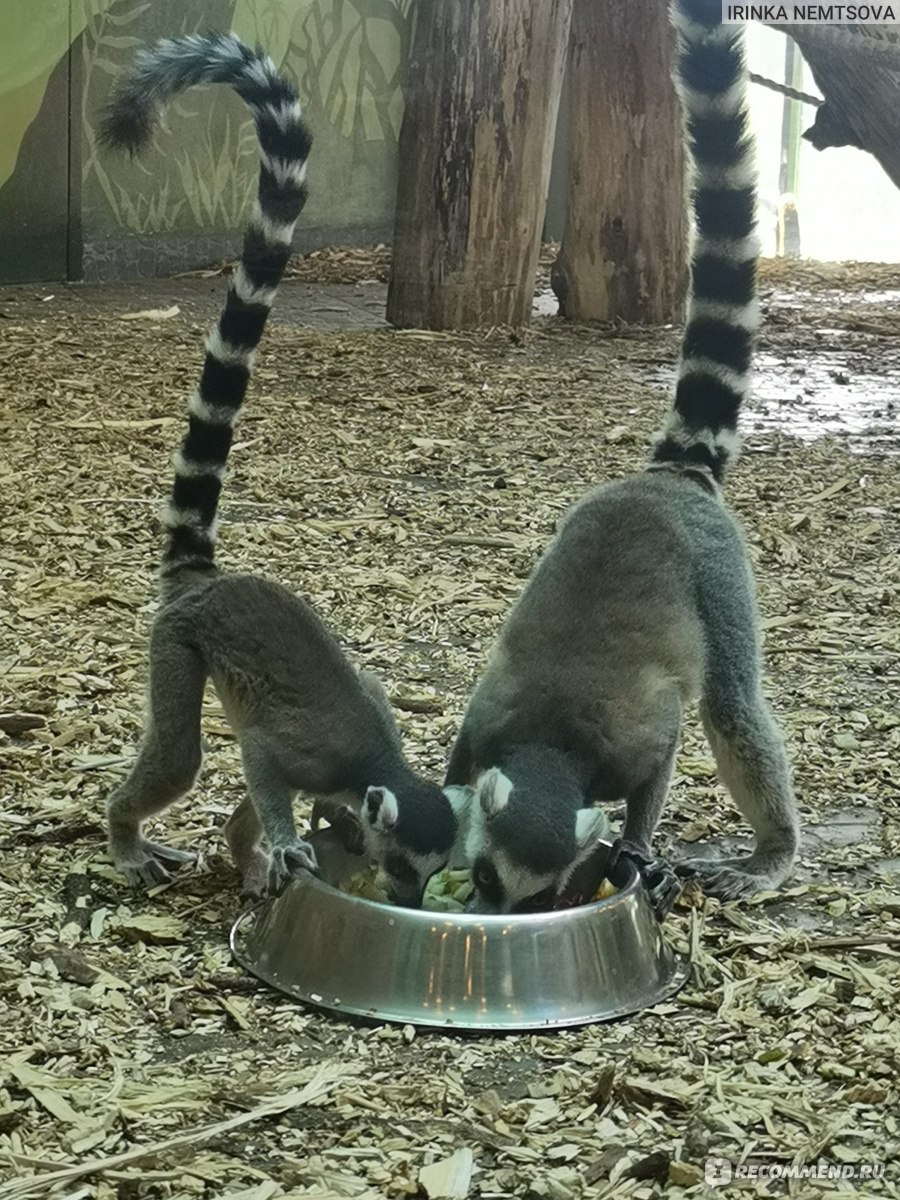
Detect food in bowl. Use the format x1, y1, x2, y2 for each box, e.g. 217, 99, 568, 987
340, 866, 475, 912
338, 864, 616, 911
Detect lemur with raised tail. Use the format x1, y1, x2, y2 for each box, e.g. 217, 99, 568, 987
101, 34, 466, 904
445, 0, 799, 915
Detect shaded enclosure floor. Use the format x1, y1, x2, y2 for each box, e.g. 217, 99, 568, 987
1, 256, 898, 1197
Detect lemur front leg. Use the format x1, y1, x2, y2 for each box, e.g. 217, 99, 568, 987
223, 796, 268, 897
228, 791, 361, 897
240, 730, 318, 894
615, 728, 683, 920
304, 669, 392, 856
106, 632, 202, 887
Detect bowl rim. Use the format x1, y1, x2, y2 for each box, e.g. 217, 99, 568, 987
273, 835, 641, 927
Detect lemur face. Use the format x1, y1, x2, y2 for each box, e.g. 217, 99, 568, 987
467, 846, 558, 916
360, 783, 471, 909
465, 768, 609, 915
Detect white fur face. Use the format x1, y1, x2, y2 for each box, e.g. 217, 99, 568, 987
360, 785, 471, 909
465, 770, 610, 914
470, 844, 558, 915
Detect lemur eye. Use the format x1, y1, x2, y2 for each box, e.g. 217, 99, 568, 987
473, 859, 499, 894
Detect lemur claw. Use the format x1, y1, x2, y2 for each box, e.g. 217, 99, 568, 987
144, 840, 195, 865
267, 840, 319, 895
116, 838, 194, 888
676, 855, 773, 902
122, 858, 172, 888
610, 839, 683, 921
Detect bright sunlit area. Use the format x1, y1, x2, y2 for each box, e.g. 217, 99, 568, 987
748, 22, 900, 262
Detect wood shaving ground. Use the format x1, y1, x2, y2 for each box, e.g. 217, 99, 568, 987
1, 256, 897, 1197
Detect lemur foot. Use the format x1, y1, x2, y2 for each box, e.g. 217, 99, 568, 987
144, 840, 195, 864
675, 854, 789, 902
114, 839, 195, 888
267, 840, 318, 895
610, 839, 683, 921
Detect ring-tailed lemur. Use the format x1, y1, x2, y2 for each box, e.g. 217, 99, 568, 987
101, 33, 467, 903
444, 0, 799, 915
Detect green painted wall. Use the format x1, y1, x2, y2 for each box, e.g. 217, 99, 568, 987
0, 0, 413, 281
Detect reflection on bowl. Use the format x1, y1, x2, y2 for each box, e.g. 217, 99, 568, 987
231, 829, 690, 1031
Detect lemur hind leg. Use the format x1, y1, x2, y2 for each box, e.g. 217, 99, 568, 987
617, 711, 683, 918
107, 630, 204, 887
678, 578, 799, 901
223, 796, 267, 897
679, 693, 798, 900
239, 729, 318, 894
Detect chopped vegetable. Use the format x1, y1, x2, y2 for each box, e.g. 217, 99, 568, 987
593, 878, 618, 901
341, 867, 386, 902
338, 866, 613, 911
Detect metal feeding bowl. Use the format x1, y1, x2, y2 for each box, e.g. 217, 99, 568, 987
231, 828, 690, 1032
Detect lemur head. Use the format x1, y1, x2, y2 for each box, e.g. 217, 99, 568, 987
465, 762, 609, 914
361, 780, 471, 908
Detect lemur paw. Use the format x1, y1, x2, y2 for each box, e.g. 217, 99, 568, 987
114, 839, 195, 888
610, 839, 683, 921
144, 840, 195, 865
329, 805, 365, 856
120, 858, 172, 888
310, 800, 364, 854
676, 855, 776, 902
267, 840, 318, 895
644, 861, 683, 920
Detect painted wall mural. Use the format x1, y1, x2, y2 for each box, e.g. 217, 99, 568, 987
0, 0, 413, 281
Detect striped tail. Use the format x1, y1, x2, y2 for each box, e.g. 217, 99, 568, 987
99, 33, 311, 577
651, 0, 758, 483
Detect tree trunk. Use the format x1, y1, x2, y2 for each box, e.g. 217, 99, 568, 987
386, 0, 573, 330
552, 0, 685, 325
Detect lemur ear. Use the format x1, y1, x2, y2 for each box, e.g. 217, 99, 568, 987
575, 805, 610, 849
364, 786, 398, 831
477, 768, 513, 818
442, 784, 474, 818
560, 807, 612, 883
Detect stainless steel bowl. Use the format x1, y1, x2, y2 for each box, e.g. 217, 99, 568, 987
231, 829, 690, 1031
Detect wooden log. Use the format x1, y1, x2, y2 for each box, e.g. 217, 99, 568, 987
551, 0, 686, 325
386, 0, 573, 330
775, 25, 900, 192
